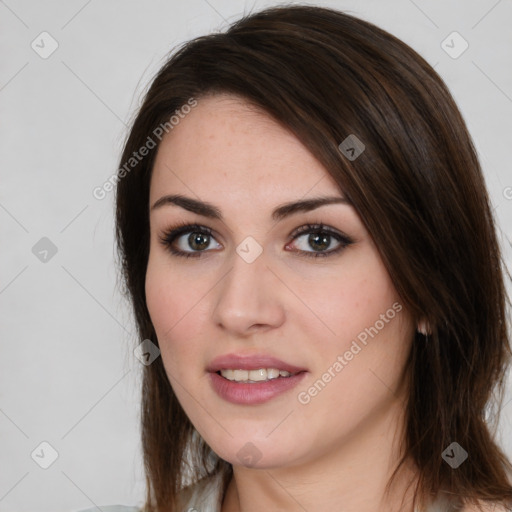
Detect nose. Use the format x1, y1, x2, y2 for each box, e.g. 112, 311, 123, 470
211, 244, 286, 337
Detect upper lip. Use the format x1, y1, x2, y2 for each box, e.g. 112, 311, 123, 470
207, 353, 307, 374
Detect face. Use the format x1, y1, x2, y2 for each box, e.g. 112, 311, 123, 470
145, 93, 415, 470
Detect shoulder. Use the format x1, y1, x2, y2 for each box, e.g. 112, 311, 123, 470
76, 471, 227, 512
76, 506, 143, 512
177, 470, 227, 510
459, 501, 511, 512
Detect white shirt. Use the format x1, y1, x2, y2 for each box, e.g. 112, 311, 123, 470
76, 468, 461, 512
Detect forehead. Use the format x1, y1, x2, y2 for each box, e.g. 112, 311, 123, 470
150, 94, 341, 207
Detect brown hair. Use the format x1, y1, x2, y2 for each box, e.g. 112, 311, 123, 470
115, 5, 512, 511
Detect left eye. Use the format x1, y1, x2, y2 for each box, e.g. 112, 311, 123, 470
292, 232, 339, 252
286, 224, 353, 258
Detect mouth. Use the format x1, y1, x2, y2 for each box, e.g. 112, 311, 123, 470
214, 368, 304, 383
206, 352, 307, 375
207, 354, 308, 405
209, 369, 307, 405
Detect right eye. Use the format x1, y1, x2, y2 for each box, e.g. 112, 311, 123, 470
159, 223, 222, 258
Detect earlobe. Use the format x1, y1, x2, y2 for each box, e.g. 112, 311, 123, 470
417, 318, 431, 336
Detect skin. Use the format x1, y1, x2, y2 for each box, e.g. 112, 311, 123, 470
145, 93, 422, 512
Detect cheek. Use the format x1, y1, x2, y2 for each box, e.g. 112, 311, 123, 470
291, 250, 409, 407
291, 249, 398, 347
145, 256, 208, 371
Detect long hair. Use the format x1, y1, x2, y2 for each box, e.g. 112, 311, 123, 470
115, 5, 512, 511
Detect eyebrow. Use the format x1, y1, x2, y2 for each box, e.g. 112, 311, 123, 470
150, 193, 351, 221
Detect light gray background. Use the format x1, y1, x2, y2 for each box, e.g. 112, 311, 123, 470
1, 1, 511, 511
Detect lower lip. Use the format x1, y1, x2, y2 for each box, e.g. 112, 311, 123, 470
209, 371, 307, 405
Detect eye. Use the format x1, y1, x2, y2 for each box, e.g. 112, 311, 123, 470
286, 223, 353, 258
159, 222, 353, 259
159, 223, 222, 259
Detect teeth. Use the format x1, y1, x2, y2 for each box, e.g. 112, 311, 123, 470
219, 368, 295, 382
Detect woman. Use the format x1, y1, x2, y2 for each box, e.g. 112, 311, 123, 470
92, 5, 512, 512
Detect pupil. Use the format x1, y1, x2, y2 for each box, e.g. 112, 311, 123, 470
189, 232, 209, 250
309, 233, 329, 251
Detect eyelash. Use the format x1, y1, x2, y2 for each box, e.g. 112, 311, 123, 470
158, 221, 354, 259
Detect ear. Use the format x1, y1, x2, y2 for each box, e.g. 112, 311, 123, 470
417, 318, 431, 336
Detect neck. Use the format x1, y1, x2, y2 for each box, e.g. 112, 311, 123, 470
221, 397, 419, 512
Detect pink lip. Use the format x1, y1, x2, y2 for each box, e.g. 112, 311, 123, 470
206, 353, 307, 374
209, 371, 307, 405
206, 353, 308, 405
